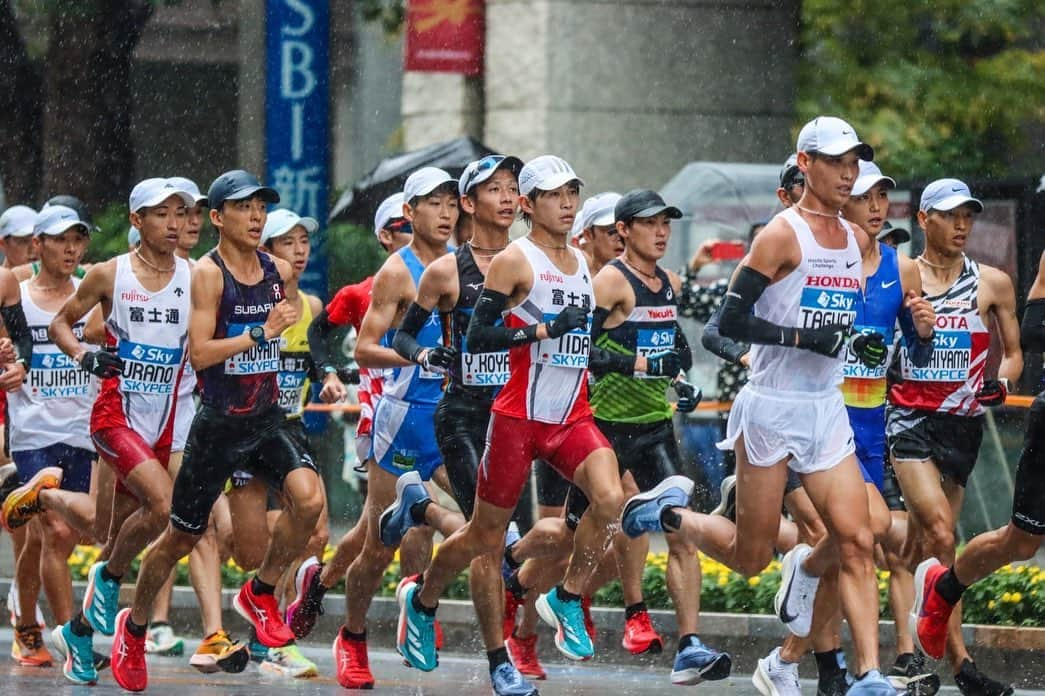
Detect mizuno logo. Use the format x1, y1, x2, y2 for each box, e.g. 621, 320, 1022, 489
466, 282, 483, 291
881, 280, 897, 289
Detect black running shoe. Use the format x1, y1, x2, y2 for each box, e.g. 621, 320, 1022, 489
889, 652, 941, 695
954, 659, 1014, 696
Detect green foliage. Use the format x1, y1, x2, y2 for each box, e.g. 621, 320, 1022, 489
325, 222, 386, 291
798, 0, 1045, 179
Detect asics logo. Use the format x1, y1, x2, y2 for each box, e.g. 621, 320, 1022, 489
253, 605, 269, 626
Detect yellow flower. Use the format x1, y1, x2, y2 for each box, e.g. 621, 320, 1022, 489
1011, 592, 1023, 603
1002, 592, 1013, 603
748, 576, 760, 587
717, 575, 728, 587
988, 600, 996, 609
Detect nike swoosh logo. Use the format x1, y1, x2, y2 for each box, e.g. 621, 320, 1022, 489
951, 187, 963, 192
842, 129, 852, 135
779, 577, 798, 623
846, 261, 858, 268
881, 280, 897, 289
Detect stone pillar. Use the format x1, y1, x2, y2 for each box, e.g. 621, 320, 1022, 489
236, 0, 266, 175
402, 72, 484, 150
484, 0, 799, 192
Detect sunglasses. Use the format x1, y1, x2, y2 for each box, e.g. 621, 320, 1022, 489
385, 218, 412, 234
461, 155, 506, 194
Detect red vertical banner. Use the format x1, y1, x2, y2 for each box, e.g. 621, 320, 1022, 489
404, 0, 485, 76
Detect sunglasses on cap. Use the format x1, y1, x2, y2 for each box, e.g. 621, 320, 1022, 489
386, 218, 411, 234
461, 155, 507, 194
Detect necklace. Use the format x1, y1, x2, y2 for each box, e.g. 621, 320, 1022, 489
30, 277, 69, 292
917, 253, 965, 270
795, 204, 841, 219
620, 256, 659, 281
527, 235, 567, 251
467, 241, 507, 258
135, 248, 176, 273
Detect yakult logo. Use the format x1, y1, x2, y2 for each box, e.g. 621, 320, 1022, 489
646, 308, 676, 320
806, 276, 861, 289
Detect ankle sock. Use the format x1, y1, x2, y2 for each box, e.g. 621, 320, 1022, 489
409, 499, 432, 525
555, 585, 580, 603
504, 544, 521, 570
505, 571, 528, 601
101, 565, 122, 584
341, 626, 366, 642
814, 649, 843, 678
660, 507, 682, 532
126, 617, 147, 638
487, 646, 509, 674
251, 576, 276, 595
71, 612, 94, 637
677, 633, 700, 651
936, 567, 968, 605
624, 602, 647, 620
411, 589, 437, 616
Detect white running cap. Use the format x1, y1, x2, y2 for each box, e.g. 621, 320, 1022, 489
796, 116, 873, 160
851, 161, 896, 197
129, 178, 196, 213
403, 167, 455, 202
519, 155, 584, 196
0, 205, 37, 238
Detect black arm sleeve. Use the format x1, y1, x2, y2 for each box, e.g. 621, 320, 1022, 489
306, 309, 338, 372
588, 306, 635, 377
392, 302, 432, 363
466, 289, 539, 353
1, 303, 32, 370
717, 266, 794, 347
701, 306, 750, 365
674, 322, 694, 372
1021, 299, 1045, 353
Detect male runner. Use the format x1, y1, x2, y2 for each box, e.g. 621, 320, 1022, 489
630, 117, 896, 693
108, 170, 325, 692
328, 167, 462, 689
284, 193, 411, 640
887, 178, 1021, 695
396, 155, 662, 671
380, 154, 539, 696
570, 192, 624, 275
1, 205, 97, 669
910, 248, 1044, 687
0, 205, 37, 269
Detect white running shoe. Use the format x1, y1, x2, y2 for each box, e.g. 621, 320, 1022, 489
752, 647, 801, 696
774, 543, 820, 637
260, 643, 319, 678
145, 624, 184, 656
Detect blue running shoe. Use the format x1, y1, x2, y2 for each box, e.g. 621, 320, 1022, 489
621, 475, 694, 538
847, 669, 897, 696
491, 661, 539, 696
670, 637, 732, 685
82, 561, 120, 635
247, 628, 268, 663
535, 588, 592, 661
396, 576, 438, 671
380, 471, 429, 547
502, 521, 521, 581
52, 622, 98, 685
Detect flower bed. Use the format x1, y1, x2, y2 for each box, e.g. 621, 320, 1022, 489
67, 547, 1044, 627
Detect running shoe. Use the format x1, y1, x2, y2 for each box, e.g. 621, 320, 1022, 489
145, 622, 184, 656
535, 588, 592, 661
620, 475, 694, 538
953, 659, 1014, 696
12, 624, 52, 666
111, 608, 147, 692
503, 588, 521, 641
910, 558, 953, 660
710, 474, 737, 522
490, 661, 539, 696
670, 637, 731, 685
0, 463, 20, 505
502, 521, 521, 580
233, 578, 295, 648
621, 608, 663, 655
775, 543, 820, 637
248, 627, 268, 663
379, 471, 429, 547
507, 632, 546, 680
1, 466, 61, 531
51, 622, 97, 684
888, 652, 940, 695
83, 560, 121, 636
581, 594, 596, 642
332, 631, 374, 689
285, 557, 325, 639
846, 669, 896, 696
817, 669, 850, 696
7, 579, 45, 629
260, 643, 319, 678
752, 647, 801, 696
396, 575, 438, 671
189, 629, 250, 674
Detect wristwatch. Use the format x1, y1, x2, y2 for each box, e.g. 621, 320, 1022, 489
249, 325, 267, 345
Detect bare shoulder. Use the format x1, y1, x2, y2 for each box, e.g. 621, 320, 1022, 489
425, 252, 457, 285
12, 264, 32, 282
979, 263, 1014, 294
272, 255, 294, 282
745, 215, 799, 278
664, 268, 683, 294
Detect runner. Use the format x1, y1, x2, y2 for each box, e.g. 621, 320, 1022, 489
108, 170, 325, 692
328, 167, 463, 689
627, 117, 896, 693
570, 192, 623, 275
910, 248, 1043, 691
887, 178, 1021, 695
396, 155, 670, 672
376, 155, 542, 695
0, 205, 98, 669
284, 193, 411, 641
0, 206, 37, 270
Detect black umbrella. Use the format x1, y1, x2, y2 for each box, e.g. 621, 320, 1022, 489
329, 136, 498, 226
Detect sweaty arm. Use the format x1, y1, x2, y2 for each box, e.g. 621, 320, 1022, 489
701, 305, 749, 365
354, 262, 413, 370
49, 261, 114, 361
987, 269, 1023, 385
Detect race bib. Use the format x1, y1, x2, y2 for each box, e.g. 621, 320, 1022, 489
277, 371, 306, 415
535, 312, 590, 369
799, 276, 859, 329
118, 341, 183, 395
634, 326, 675, 379
460, 333, 509, 387
28, 351, 92, 399
842, 324, 892, 380
224, 323, 280, 375
900, 328, 970, 382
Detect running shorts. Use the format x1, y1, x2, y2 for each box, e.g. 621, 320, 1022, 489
13, 443, 94, 494
848, 404, 887, 491
433, 392, 493, 520
92, 426, 172, 497
886, 408, 984, 487
170, 405, 316, 534
1011, 393, 1045, 535
476, 412, 610, 510
369, 395, 441, 481
718, 383, 855, 475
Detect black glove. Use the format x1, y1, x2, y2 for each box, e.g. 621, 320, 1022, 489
795, 324, 850, 358
851, 331, 888, 369
673, 380, 701, 413
646, 351, 682, 377
419, 345, 458, 371
546, 305, 588, 338
975, 379, 1008, 408
80, 350, 123, 378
